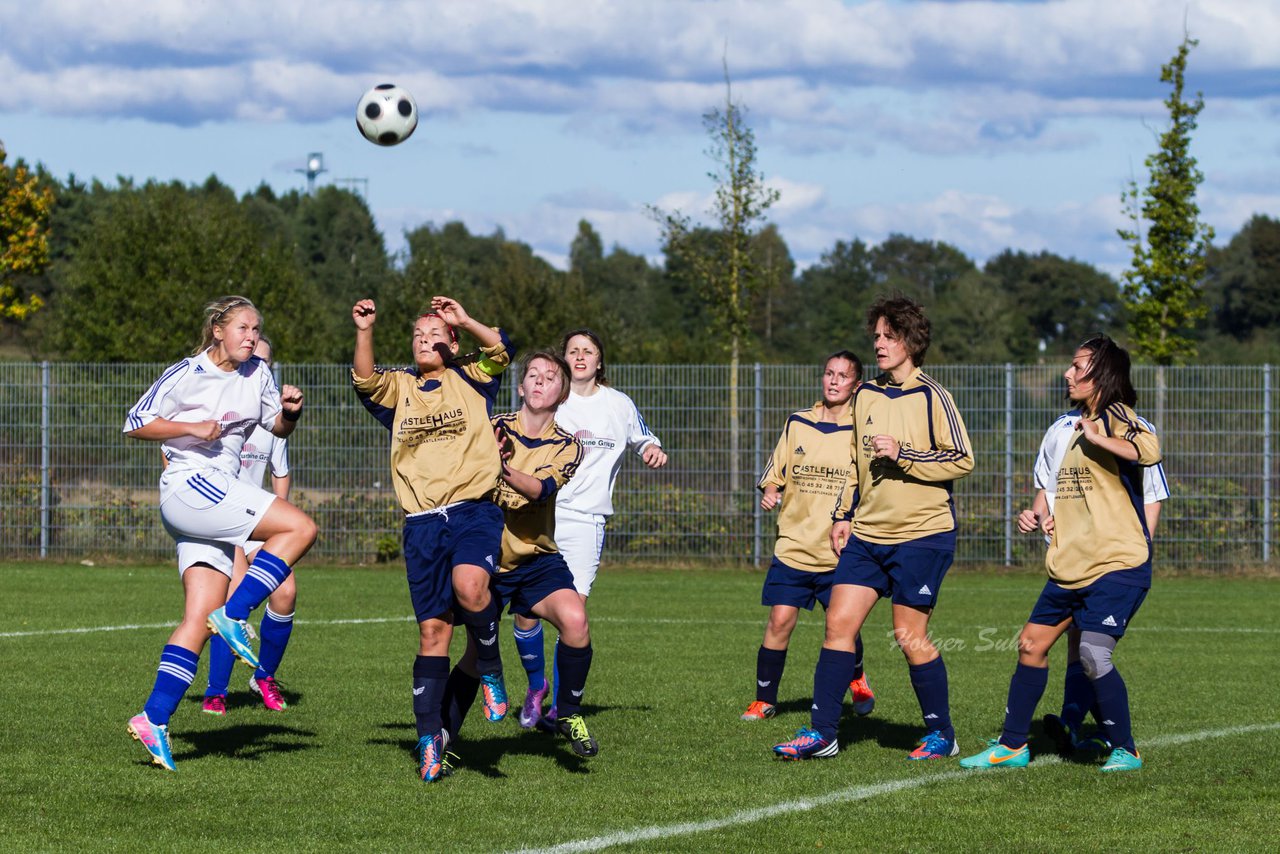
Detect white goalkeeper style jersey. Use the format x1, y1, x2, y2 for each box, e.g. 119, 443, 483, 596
554, 384, 662, 517
125, 351, 283, 479
239, 424, 290, 487
1034, 408, 1169, 538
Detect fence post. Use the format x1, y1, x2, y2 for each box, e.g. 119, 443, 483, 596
753, 362, 763, 566
1265, 364, 1272, 563
1004, 363, 1013, 566
41, 361, 50, 559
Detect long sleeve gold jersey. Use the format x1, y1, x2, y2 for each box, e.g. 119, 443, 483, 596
834, 368, 974, 547
1045, 402, 1161, 589
491, 411, 583, 571
352, 332, 512, 514
757, 401, 854, 572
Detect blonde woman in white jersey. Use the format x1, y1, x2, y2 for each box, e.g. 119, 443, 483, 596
123, 296, 317, 771
511, 328, 667, 727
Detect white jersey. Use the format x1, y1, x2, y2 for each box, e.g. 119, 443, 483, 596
239, 424, 290, 487
554, 384, 661, 517
1034, 408, 1169, 515
125, 351, 282, 479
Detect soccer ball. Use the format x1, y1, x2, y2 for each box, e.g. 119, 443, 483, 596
356, 83, 418, 146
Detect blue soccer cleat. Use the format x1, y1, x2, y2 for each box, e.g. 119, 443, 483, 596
480, 673, 509, 722
773, 727, 839, 760
416, 732, 444, 783
1100, 747, 1142, 773
127, 712, 177, 771
959, 738, 1030, 769
206, 607, 260, 670
907, 729, 960, 760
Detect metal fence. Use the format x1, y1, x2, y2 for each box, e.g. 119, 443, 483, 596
2, 362, 1275, 569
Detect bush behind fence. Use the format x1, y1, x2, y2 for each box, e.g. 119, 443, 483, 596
2, 362, 1276, 569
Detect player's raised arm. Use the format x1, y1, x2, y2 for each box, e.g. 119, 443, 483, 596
352, 299, 377, 379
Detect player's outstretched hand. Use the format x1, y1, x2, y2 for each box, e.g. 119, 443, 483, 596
642, 445, 668, 468
430, 296, 470, 328
353, 299, 377, 330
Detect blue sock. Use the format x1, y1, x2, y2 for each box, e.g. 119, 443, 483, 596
756, 646, 787, 704
143, 644, 200, 726
441, 666, 480, 743
1000, 663, 1049, 749
550, 640, 561, 710
811, 647, 858, 740
206, 636, 234, 696
225, 550, 291, 620
1061, 659, 1093, 730
1091, 667, 1136, 754
254, 607, 294, 680
908, 656, 954, 740
513, 622, 546, 691
852, 633, 865, 680
412, 655, 450, 738
554, 641, 593, 717
457, 600, 502, 677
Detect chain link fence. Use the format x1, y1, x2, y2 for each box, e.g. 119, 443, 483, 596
2, 362, 1275, 569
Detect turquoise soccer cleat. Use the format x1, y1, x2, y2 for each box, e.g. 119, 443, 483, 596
1100, 747, 1143, 772
416, 732, 444, 783
959, 738, 1030, 769
206, 607, 260, 670
480, 673, 509, 722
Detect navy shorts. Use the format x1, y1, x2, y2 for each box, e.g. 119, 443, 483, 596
1028, 568, 1150, 638
403, 500, 504, 622
833, 535, 953, 608
490, 552, 577, 618
761, 556, 835, 610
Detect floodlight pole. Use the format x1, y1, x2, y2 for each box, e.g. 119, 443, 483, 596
297, 152, 327, 195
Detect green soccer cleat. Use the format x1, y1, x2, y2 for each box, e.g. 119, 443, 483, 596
959, 738, 1030, 769
1100, 747, 1142, 773
556, 713, 599, 757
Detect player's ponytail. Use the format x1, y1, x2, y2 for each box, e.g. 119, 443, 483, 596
194, 295, 260, 356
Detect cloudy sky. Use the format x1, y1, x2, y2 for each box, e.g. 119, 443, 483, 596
3, 0, 1277, 274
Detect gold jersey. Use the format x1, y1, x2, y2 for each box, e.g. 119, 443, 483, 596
757, 401, 854, 572
352, 335, 511, 514
1046, 402, 1161, 589
835, 368, 974, 546
491, 411, 583, 571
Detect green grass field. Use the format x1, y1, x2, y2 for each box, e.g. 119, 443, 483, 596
2, 562, 1278, 852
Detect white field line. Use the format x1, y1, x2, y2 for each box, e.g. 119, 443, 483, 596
1, 614, 1277, 639
511, 722, 1280, 854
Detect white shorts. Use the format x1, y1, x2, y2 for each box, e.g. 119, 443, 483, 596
160, 469, 276, 576
554, 508, 606, 596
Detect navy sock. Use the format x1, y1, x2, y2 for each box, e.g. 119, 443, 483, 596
412, 655, 450, 738
554, 641, 593, 717
551, 640, 561, 709
1060, 659, 1093, 730
513, 622, 546, 691
755, 646, 787, 704
206, 635, 234, 696
441, 666, 480, 743
908, 656, 954, 740
852, 633, 865, 680
1000, 663, 1049, 749
811, 647, 858, 740
457, 600, 502, 677
143, 644, 200, 726
254, 607, 294, 680
1091, 667, 1136, 754
225, 550, 291, 620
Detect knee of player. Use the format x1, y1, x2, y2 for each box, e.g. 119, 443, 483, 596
295, 512, 319, 546
1077, 632, 1116, 680
417, 617, 451, 648
1015, 629, 1050, 664
558, 611, 590, 647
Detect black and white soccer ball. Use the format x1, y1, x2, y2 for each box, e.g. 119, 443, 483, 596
356, 83, 418, 146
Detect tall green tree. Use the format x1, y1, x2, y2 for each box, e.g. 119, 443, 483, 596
650, 65, 780, 487
1118, 34, 1214, 365
0, 144, 55, 322
50, 179, 323, 362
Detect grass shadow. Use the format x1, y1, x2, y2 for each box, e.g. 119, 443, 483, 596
176, 722, 318, 762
